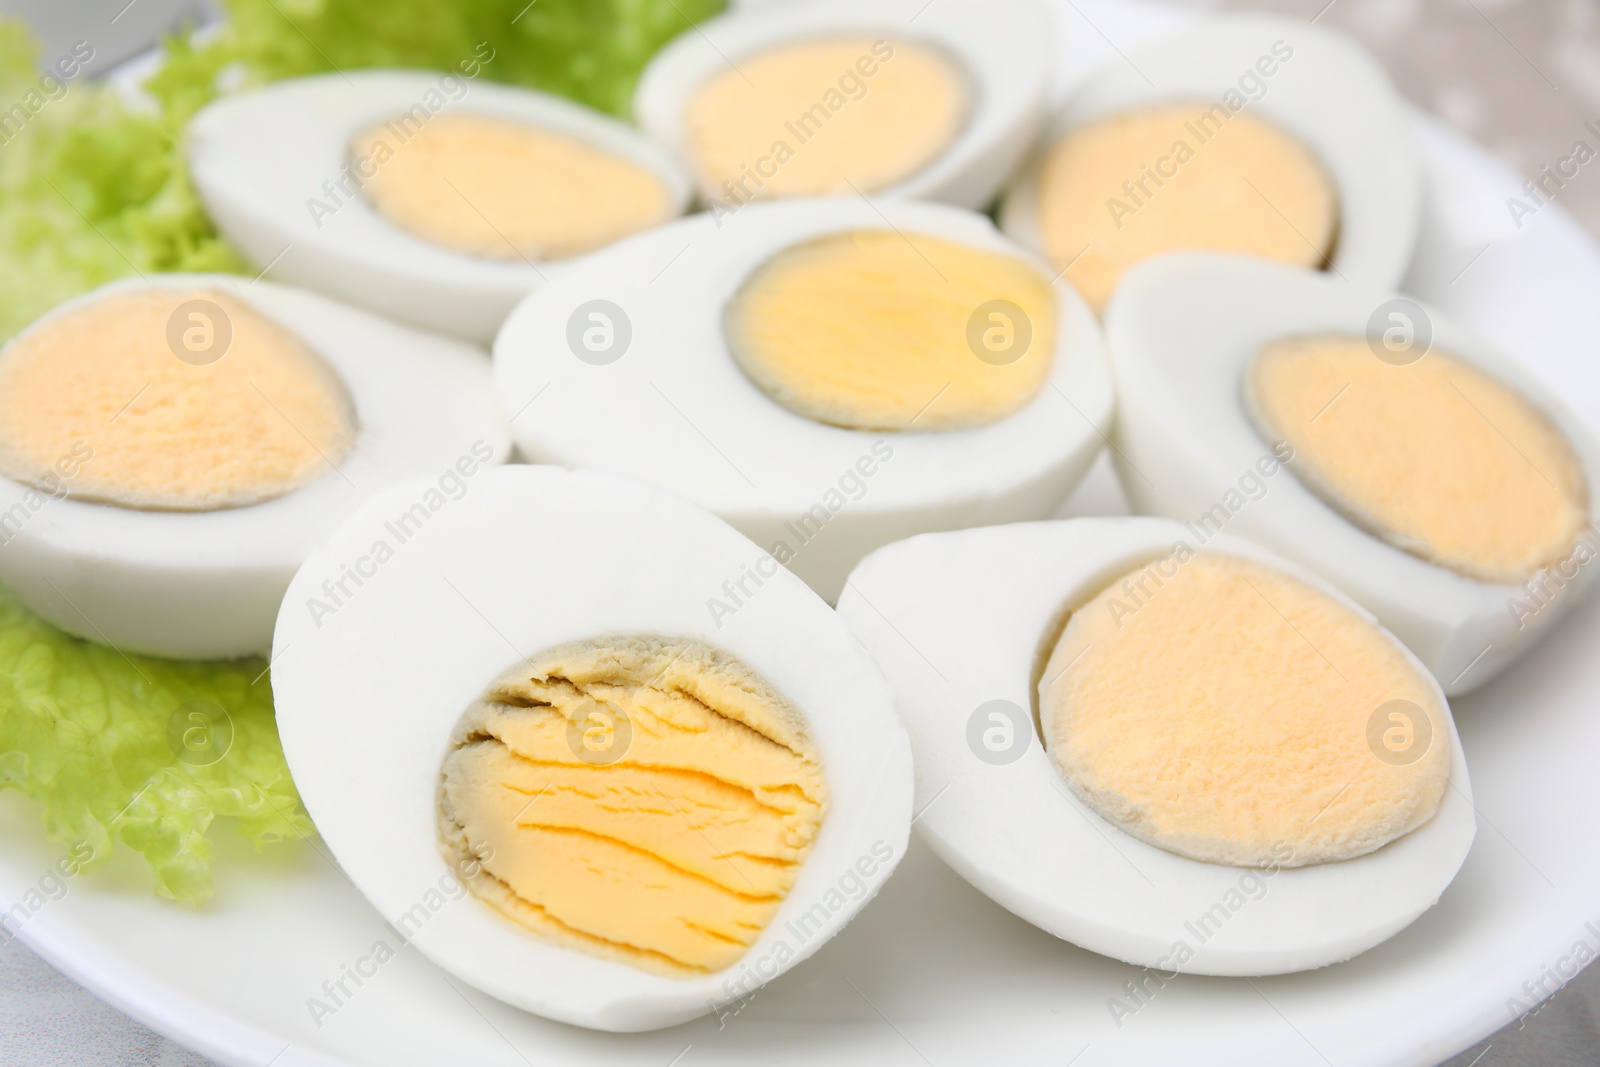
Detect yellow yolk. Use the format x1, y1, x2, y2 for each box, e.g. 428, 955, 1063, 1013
438, 637, 827, 977
352, 113, 673, 260
1035, 104, 1338, 312
0, 288, 354, 510
1041, 553, 1450, 867
724, 230, 1057, 431
683, 37, 967, 201
1248, 335, 1590, 585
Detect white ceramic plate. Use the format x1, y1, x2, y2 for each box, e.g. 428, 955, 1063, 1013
6, 1, 1600, 1063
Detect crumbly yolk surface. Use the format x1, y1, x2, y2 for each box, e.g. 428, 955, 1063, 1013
683, 36, 967, 201
352, 113, 673, 261
439, 637, 827, 977
724, 230, 1057, 431
1249, 335, 1590, 584
1040, 553, 1450, 867
1035, 104, 1338, 312
0, 288, 354, 510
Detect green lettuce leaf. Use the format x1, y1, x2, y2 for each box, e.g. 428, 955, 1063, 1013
0, 0, 722, 902
1, 0, 724, 342
0, 21, 245, 346
0, 585, 313, 905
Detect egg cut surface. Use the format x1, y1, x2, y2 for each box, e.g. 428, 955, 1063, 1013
634, 0, 1054, 210
1001, 14, 1418, 313
1107, 253, 1600, 695
187, 70, 692, 342
837, 517, 1476, 976
272, 465, 912, 1031
0, 274, 509, 660
492, 197, 1112, 602
681, 36, 967, 201
1246, 335, 1589, 585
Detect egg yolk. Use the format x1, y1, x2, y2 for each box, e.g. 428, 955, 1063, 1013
351, 113, 673, 261
438, 637, 827, 977
1040, 553, 1450, 867
724, 230, 1057, 431
0, 288, 354, 511
1248, 335, 1590, 585
682, 36, 967, 201
1034, 104, 1338, 313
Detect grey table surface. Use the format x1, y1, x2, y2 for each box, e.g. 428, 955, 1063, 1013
3, 0, 1600, 1064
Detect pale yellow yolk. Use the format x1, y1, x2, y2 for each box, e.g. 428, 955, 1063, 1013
1041, 553, 1450, 867
0, 289, 354, 510
683, 37, 967, 201
438, 638, 827, 977
352, 113, 673, 261
1248, 336, 1590, 585
724, 230, 1057, 431
1035, 104, 1338, 312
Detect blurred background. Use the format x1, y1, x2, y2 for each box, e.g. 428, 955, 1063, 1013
0, 0, 1597, 1063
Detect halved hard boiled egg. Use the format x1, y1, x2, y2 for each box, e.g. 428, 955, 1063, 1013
492, 197, 1112, 601
1108, 253, 1600, 695
272, 465, 912, 1031
1001, 15, 1419, 313
837, 517, 1476, 975
634, 0, 1054, 210
187, 70, 693, 342
0, 274, 508, 659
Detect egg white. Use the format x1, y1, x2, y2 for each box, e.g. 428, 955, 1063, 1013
1000, 13, 1420, 295
836, 516, 1476, 976
0, 273, 509, 660
271, 464, 913, 1032
633, 0, 1055, 210
186, 70, 693, 343
1106, 252, 1600, 694
492, 196, 1113, 602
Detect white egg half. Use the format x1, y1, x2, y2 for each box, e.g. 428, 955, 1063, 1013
186, 70, 693, 343
0, 273, 508, 660
633, 0, 1054, 210
492, 196, 1113, 602
1107, 253, 1600, 695
271, 464, 912, 1032
1000, 14, 1419, 298
836, 516, 1476, 976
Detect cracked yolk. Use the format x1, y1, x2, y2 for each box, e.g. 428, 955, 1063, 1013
1034, 103, 1338, 312
438, 637, 827, 976
682, 36, 967, 201
352, 113, 673, 261
725, 230, 1057, 431
1249, 335, 1590, 584
1040, 553, 1450, 867
0, 288, 354, 510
